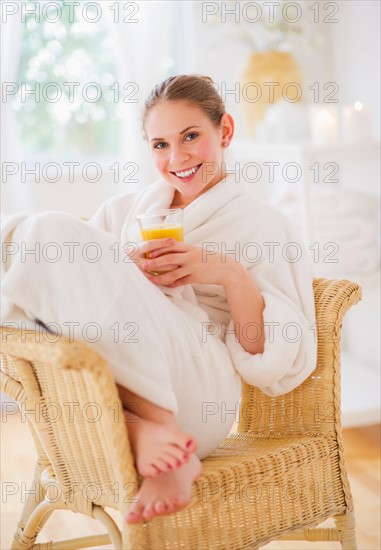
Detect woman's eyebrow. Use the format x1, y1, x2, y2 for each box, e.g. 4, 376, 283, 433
150, 126, 200, 142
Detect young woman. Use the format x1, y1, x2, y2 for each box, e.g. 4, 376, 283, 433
1, 75, 317, 525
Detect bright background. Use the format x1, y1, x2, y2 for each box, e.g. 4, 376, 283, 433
1, 0, 380, 424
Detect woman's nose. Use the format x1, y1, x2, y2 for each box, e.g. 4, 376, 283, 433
169, 144, 190, 166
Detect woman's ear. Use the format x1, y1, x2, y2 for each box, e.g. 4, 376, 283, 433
220, 112, 234, 147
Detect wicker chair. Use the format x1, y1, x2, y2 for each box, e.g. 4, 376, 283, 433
0, 277, 361, 550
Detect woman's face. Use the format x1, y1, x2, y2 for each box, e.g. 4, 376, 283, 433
144, 100, 234, 206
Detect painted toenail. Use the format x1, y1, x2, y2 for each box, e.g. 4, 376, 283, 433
186, 439, 193, 448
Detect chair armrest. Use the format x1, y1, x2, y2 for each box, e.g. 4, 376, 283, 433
1, 327, 140, 514
237, 277, 362, 436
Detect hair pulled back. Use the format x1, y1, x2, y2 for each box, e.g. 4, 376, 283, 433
142, 74, 226, 139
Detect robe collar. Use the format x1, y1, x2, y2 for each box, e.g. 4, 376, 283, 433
127, 172, 244, 243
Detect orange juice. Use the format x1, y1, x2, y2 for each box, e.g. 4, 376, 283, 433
140, 223, 184, 243
141, 223, 184, 273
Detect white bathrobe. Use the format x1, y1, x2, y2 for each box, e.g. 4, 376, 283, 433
1, 173, 317, 458
87, 172, 317, 395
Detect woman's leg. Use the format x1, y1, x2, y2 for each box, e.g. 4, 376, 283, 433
2, 210, 242, 460
2, 211, 181, 412
116, 384, 204, 524
117, 384, 196, 476
1, 211, 241, 521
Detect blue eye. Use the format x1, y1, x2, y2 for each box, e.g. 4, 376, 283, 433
153, 142, 167, 150
153, 133, 198, 150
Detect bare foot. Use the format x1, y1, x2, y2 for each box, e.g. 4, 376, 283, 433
124, 410, 198, 477
125, 453, 202, 524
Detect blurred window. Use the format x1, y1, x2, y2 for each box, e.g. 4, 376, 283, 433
13, 3, 123, 157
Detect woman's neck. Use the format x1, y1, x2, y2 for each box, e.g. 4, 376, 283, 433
170, 196, 188, 209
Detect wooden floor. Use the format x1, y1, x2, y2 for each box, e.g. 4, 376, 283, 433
1, 410, 380, 550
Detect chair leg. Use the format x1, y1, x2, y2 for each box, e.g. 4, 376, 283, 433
17, 457, 46, 525
92, 505, 122, 549
335, 511, 358, 550
10, 458, 51, 550
11, 500, 55, 550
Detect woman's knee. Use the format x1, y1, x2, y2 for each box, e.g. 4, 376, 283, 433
24, 211, 103, 247
28, 211, 83, 233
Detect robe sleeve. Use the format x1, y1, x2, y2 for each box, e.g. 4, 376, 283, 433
224, 210, 317, 397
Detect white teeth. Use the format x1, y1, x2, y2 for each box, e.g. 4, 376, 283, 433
174, 164, 200, 178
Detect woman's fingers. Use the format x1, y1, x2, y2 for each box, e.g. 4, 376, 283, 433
142, 238, 176, 256
146, 266, 189, 286
143, 253, 180, 271
125, 239, 175, 272
142, 239, 189, 258
125, 238, 191, 282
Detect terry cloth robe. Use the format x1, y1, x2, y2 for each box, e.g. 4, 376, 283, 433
87, 171, 318, 397
1, 173, 317, 459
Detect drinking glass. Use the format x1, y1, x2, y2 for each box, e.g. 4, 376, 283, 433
136, 208, 184, 274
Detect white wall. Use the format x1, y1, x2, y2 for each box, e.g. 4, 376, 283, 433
330, 0, 380, 140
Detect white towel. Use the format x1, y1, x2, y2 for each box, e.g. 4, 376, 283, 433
274, 187, 379, 219
272, 187, 380, 275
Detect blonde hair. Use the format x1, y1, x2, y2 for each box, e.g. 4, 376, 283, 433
142, 74, 226, 140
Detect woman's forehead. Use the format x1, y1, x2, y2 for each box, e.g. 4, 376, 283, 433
145, 101, 208, 137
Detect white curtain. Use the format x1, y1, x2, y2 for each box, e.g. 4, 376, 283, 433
1, 13, 24, 211
104, 0, 197, 189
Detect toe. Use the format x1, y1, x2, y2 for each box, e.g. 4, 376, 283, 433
163, 499, 175, 513
184, 437, 198, 453
161, 453, 179, 470
126, 502, 145, 524
154, 457, 172, 473
155, 499, 175, 517
166, 446, 188, 464
172, 493, 190, 511
163, 425, 198, 454
154, 499, 166, 514
175, 434, 198, 454
142, 502, 154, 520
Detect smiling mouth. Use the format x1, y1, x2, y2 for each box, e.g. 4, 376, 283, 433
170, 163, 202, 179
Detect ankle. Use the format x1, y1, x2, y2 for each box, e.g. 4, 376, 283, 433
123, 407, 177, 428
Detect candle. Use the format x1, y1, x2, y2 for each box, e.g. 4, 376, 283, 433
342, 102, 373, 144
310, 105, 340, 146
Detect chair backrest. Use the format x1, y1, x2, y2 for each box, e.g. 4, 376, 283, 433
237, 278, 362, 437
0, 332, 137, 515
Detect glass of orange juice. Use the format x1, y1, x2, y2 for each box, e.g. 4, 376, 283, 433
136, 208, 184, 275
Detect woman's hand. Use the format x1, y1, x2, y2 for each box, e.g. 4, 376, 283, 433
127, 238, 182, 280
137, 239, 239, 288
